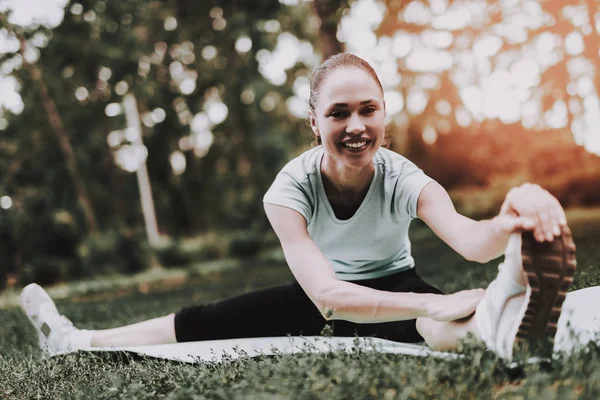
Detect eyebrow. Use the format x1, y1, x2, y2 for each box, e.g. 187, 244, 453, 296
327, 99, 377, 108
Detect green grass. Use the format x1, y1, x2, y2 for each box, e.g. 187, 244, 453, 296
1, 208, 600, 399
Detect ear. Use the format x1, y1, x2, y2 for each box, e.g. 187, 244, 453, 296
308, 110, 320, 138
383, 99, 387, 117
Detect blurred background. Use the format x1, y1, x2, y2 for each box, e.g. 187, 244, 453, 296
0, 0, 598, 291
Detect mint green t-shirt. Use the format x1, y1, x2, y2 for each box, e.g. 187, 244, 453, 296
263, 146, 434, 281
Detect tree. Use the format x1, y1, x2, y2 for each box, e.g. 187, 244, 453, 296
0, 0, 323, 282
376, 0, 599, 154
313, 0, 347, 58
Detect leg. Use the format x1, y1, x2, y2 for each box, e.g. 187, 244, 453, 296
475, 228, 576, 359
417, 247, 529, 352
416, 316, 479, 351
20, 281, 326, 355
92, 283, 323, 346
21, 283, 178, 353
416, 293, 526, 351
91, 314, 177, 347
417, 225, 577, 355
173, 282, 324, 342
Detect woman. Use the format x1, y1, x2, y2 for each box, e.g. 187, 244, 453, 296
21, 53, 576, 361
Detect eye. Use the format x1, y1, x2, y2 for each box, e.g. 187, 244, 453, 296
362, 106, 376, 115
329, 110, 348, 119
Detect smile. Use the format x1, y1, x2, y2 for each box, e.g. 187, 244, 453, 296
343, 141, 367, 149
340, 140, 371, 153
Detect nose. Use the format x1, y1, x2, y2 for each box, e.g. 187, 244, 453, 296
346, 113, 365, 135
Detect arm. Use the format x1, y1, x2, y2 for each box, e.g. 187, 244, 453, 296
264, 203, 482, 323
417, 182, 509, 263
417, 182, 567, 263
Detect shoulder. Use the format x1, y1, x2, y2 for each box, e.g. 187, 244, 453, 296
264, 146, 321, 221
278, 146, 323, 183
374, 147, 422, 178
375, 148, 434, 219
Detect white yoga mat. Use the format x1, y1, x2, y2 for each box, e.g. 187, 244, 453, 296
85, 287, 600, 364
90, 336, 458, 363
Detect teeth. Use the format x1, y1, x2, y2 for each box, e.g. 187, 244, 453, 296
343, 141, 366, 149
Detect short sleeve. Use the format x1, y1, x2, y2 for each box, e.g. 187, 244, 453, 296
263, 170, 313, 223
393, 162, 434, 219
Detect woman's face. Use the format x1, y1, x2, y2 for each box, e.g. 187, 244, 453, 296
309, 66, 386, 170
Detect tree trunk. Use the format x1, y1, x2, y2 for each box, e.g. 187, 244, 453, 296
16, 33, 98, 234
29, 64, 99, 234
585, 0, 600, 96
312, 0, 345, 58
122, 93, 162, 248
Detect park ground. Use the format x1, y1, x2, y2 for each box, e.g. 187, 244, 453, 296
1, 208, 600, 399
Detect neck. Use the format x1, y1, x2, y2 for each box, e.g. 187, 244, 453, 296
321, 154, 375, 198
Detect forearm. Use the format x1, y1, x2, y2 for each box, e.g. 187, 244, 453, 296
418, 182, 514, 264
317, 281, 433, 323
457, 218, 511, 263
282, 243, 433, 323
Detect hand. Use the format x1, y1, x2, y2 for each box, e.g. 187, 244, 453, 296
425, 289, 485, 322
496, 183, 567, 242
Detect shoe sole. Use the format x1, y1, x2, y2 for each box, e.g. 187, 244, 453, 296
515, 226, 577, 355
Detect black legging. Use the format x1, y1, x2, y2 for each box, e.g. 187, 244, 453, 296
174, 267, 443, 343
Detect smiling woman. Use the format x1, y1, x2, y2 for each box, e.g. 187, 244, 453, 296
20, 53, 577, 362
307, 56, 386, 205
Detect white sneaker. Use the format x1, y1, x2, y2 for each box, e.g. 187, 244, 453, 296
476, 227, 577, 360
20, 283, 92, 357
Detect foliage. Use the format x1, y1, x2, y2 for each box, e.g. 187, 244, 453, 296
0, 209, 16, 289
153, 239, 194, 268
370, 0, 600, 203
227, 230, 265, 259
1, 0, 317, 233
77, 228, 150, 278
377, 0, 599, 145
0, 0, 599, 287
0, 0, 317, 284
153, 235, 224, 268
12, 207, 83, 285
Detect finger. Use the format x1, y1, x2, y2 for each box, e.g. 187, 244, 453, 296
540, 191, 562, 238
559, 209, 568, 226
501, 216, 521, 233
495, 215, 526, 234
549, 196, 568, 227
542, 195, 563, 240
543, 191, 564, 238
540, 196, 561, 237
538, 208, 555, 242
532, 204, 547, 242
548, 206, 562, 237
517, 190, 541, 230
500, 215, 539, 234
531, 187, 553, 241
540, 198, 556, 241
521, 217, 536, 230
550, 212, 561, 237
